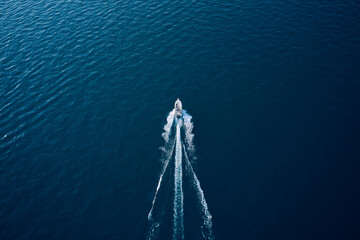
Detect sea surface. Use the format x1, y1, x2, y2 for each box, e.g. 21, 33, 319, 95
1, 0, 360, 239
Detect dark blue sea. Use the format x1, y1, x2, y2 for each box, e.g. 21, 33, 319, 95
1, 0, 360, 239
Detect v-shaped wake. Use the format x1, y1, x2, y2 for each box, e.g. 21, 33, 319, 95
173, 120, 184, 240
146, 105, 214, 240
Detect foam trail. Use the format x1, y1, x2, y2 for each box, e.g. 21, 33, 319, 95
146, 110, 176, 240
148, 141, 175, 220
182, 110, 195, 160
148, 110, 175, 220
183, 144, 215, 240
162, 109, 175, 142
173, 120, 184, 240
146, 141, 175, 240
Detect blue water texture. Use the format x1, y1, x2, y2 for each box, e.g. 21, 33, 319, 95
1, 0, 360, 239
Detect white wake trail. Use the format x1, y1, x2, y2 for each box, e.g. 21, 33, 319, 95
183, 144, 215, 240
148, 110, 175, 220
173, 120, 184, 240
146, 141, 175, 240
147, 107, 214, 239
162, 109, 175, 142
146, 110, 175, 240
148, 141, 175, 221
182, 110, 196, 161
